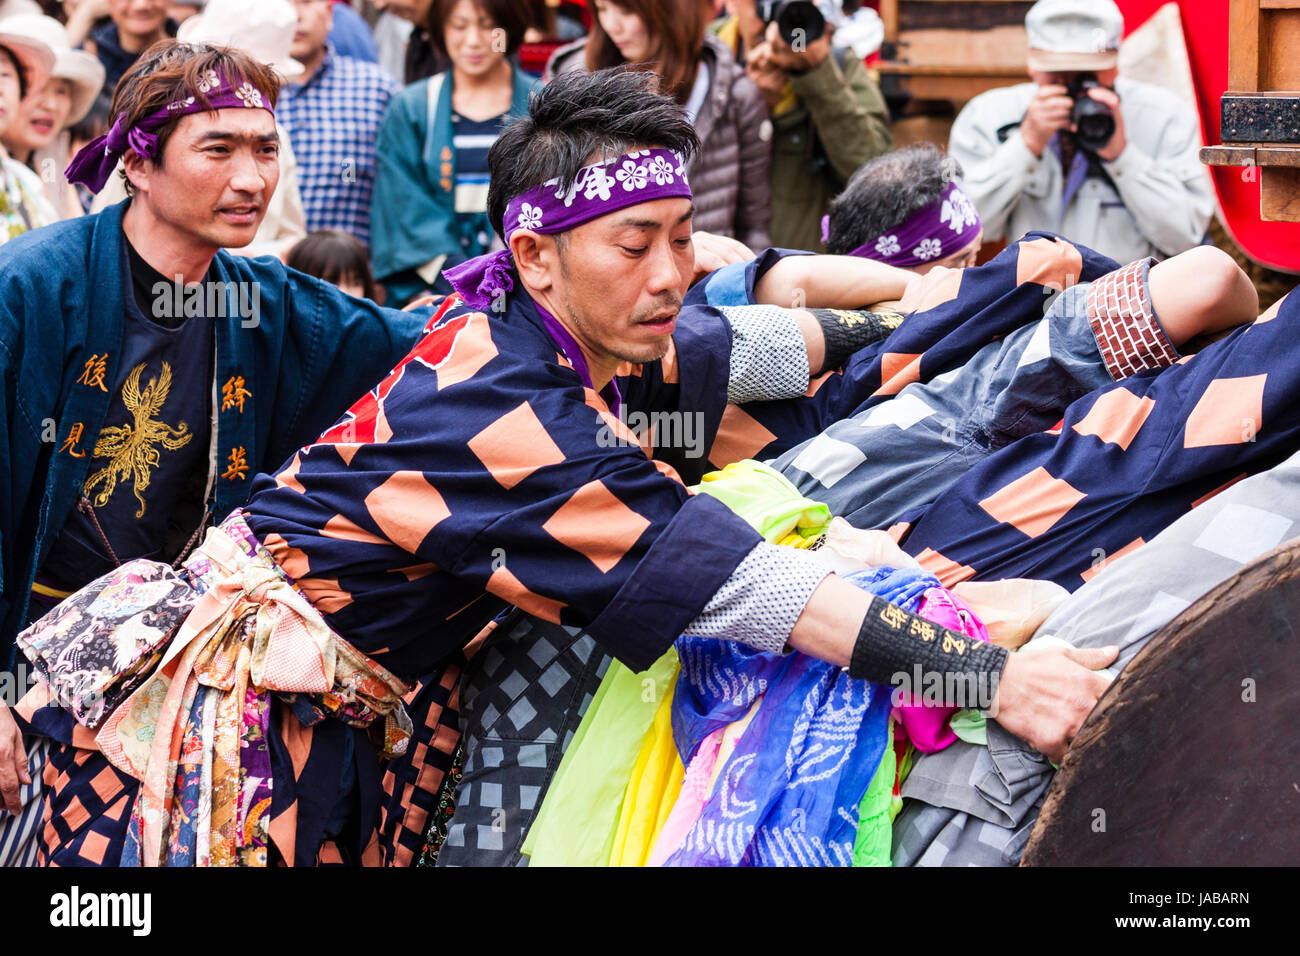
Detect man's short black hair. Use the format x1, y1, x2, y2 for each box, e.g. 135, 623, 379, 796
825, 143, 964, 255
486, 68, 700, 238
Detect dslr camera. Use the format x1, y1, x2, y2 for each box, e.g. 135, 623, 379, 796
756, 0, 826, 47
1066, 74, 1117, 153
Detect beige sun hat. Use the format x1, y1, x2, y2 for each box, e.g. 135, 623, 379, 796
0, 14, 105, 124
1025, 0, 1124, 73
0, 15, 54, 103
177, 0, 305, 80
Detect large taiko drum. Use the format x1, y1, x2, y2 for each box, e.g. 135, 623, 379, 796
1021, 539, 1300, 866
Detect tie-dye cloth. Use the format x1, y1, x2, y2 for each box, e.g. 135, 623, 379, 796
663, 566, 939, 867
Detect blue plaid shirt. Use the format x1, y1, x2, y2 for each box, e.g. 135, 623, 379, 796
278, 45, 398, 244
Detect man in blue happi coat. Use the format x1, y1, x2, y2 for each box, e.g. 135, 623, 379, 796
0, 40, 433, 864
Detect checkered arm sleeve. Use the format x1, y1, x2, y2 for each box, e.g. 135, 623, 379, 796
1086, 257, 1180, 380
682, 541, 830, 654
719, 305, 811, 404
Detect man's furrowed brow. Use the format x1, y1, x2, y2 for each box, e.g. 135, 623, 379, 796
196, 130, 280, 144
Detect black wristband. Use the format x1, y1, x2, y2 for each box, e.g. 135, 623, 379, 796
809, 309, 905, 372
849, 594, 1009, 707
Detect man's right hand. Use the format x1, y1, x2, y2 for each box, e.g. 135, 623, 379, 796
1020, 84, 1074, 158
691, 230, 756, 283
990, 644, 1118, 763
0, 703, 31, 815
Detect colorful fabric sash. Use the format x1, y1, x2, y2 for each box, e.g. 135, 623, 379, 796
443, 147, 693, 309
823, 181, 982, 269
15, 511, 411, 866
65, 69, 274, 193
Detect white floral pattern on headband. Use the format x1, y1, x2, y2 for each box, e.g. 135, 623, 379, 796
196, 69, 220, 94
941, 188, 979, 235
233, 83, 264, 109
913, 238, 943, 260
875, 234, 901, 257
549, 151, 691, 208
516, 203, 543, 231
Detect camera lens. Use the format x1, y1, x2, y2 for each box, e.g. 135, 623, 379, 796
772, 0, 826, 46
1067, 75, 1116, 154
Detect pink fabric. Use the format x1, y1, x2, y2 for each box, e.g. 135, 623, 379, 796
893, 586, 991, 753
647, 727, 725, 867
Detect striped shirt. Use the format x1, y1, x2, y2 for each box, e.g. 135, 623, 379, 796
450, 110, 508, 254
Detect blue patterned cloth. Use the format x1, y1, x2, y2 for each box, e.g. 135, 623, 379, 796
664, 567, 933, 866
277, 45, 398, 243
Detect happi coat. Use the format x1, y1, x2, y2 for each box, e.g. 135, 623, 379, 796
21, 284, 773, 866
0, 200, 429, 666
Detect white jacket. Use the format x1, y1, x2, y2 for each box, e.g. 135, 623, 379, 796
949, 76, 1214, 263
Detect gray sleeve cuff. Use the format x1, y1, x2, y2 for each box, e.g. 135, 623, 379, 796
719, 305, 811, 404
682, 540, 830, 654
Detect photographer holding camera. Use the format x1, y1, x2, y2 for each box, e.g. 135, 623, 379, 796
949, 0, 1212, 264
715, 0, 892, 251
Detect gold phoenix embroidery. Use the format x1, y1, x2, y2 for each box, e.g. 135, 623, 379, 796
83, 362, 194, 518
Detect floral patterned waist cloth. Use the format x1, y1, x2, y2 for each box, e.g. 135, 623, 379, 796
15, 510, 413, 865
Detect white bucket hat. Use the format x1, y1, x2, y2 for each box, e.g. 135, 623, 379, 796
1025, 0, 1124, 73
0, 15, 54, 104
177, 0, 305, 80
0, 14, 105, 124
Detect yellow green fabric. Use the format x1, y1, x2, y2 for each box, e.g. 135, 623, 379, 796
693, 460, 832, 546
950, 708, 988, 747
852, 717, 896, 867
608, 683, 686, 866
893, 740, 913, 821
521, 648, 680, 866
526, 461, 830, 866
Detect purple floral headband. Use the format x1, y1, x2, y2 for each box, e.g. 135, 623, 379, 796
822, 181, 982, 269
65, 69, 273, 194
443, 148, 694, 310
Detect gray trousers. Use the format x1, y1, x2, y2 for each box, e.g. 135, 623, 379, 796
774, 284, 1112, 529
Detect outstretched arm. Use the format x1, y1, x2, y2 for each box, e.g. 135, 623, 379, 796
785, 574, 1117, 763
753, 254, 915, 311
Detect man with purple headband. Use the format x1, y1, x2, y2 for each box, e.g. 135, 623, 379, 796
0, 67, 1117, 867
822, 143, 983, 274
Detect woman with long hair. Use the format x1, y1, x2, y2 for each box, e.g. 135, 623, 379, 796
371, 0, 537, 305
547, 0, 772, 249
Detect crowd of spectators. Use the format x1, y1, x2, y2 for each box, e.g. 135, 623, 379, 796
0, 0, 1218, 306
